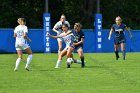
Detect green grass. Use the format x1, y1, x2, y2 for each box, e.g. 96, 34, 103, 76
0, 53, 140, 93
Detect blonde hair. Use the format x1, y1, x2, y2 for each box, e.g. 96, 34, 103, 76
115, 16, 122, 21
74, 22, 82, 28
60, 14, 66, 19
17, 18, 26, 25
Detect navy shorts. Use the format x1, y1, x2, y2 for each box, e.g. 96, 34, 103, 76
114, 37, 126, 44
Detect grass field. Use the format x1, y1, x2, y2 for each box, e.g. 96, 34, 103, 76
0, 53, 140, 93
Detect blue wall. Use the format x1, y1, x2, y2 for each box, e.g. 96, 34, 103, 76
0, 29, 140, 53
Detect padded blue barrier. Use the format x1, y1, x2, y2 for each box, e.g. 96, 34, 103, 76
0, 29, 140, 53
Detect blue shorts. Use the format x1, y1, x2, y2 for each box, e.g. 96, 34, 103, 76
74, 45, 83, 50
114, 37, 126, 44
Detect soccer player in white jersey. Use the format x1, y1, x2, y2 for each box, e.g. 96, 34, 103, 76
14, 18, 33, 71
48, 24, 81, 68
53, 14, 70, 55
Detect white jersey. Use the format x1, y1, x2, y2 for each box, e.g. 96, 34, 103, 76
59, 31, 74, 49
14, 25, 28, 45
53, 21, 70, 35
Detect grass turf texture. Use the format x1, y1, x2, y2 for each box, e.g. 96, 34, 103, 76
0, 53, 139, 93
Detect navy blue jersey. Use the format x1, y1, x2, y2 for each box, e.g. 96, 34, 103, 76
111, 23, 126, 38
71, 29, 85, 47
111, 23, 126, 44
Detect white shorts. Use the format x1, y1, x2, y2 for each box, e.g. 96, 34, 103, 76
15, 44, 30, 50
64, 47, 74, 54
57, 38, 62, 42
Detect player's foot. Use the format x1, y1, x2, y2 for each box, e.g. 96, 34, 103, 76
123, 57, 125, 60
116, 56, 119, 60
14, 68, 18, 72
55, 66, 59, 68
81, 62, 85, 68
25, 66, 30, 71
67, 64, 71, 68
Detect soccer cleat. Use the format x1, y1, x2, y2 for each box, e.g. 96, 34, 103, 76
123, 57, 125, 60
116, 56, 119, 60
81, 62, 85, 68
14, 68, 18, 72
67, 64, 71, 68
55, 66, 59, 68
25, 66, 30, 71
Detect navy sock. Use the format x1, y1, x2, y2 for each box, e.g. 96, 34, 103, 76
81, 56, 85, 67
115, 51, 119, 57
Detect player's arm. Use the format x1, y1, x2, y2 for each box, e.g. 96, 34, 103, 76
47, 33, 61, 38
125, 27, 132, 38
61, 31, 72, 37
72, 37, 84, 47
75, 38, 84, 45
13, 33, 17, 38
52, 28, 59, 33
24, 32, 31, 42
52, 23, 60, 34
108, 28, 113, 40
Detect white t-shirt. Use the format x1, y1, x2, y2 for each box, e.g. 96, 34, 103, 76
53, 21, 70, 35
59, 31, 74, 49
14, 25, 28, 45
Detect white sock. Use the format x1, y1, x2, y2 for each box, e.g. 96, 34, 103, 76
58, 50, 61, 55
15, 58, 21, 70
26, 55, 32, 67
76, 59, 82, 64
55, 60, 61, 68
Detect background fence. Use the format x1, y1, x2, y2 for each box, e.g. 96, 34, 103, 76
0, 29, 140, 53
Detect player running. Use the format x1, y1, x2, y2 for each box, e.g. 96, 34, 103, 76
14, 18, 33, 71
48, 24, 81, 68
52, 14, 70, 55
108, 16, 132, 60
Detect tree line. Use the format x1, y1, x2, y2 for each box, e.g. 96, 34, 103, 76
0, 0, 140, 29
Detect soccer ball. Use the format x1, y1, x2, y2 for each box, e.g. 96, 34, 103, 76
66, 58, 74, 65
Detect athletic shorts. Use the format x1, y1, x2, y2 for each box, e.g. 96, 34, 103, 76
15, 43, 30, 50
114, 37, 126, 44
57, 38, 62, 42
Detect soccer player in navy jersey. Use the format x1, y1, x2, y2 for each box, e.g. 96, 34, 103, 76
108, 16, 132, 60
66, 22, 85, 67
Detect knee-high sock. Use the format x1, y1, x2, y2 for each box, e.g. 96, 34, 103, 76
115, 51, 119, 57
122, 50, 126, 58
15, 58, 21, 69
76, 59, 82, 64
81, 56, 85, 66
58, 50, 61, 55
26, 55, 32, 67
55, 60, 61, 68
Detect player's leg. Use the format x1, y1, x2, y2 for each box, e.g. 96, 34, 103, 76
121, 43, 126, 60
114, 44, 119, 60
73, 59, 82, 64
77, 47, 85, 67
66, 47, 74, 58
55, 49, 67, 68
25, 47, 32, 71
57, 38, 62, 55
66, 47, 74, 68
14, 50, 22, 71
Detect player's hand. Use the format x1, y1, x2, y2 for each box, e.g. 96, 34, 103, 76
47, 33, 50, 36
56, 31, 60, 35
130, 35, 133, 39
108, 36, 111, 40
71, 43, 76, 48
28, 39, 32, 42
